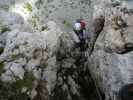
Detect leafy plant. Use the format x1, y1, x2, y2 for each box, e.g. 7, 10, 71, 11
0, 80, 30, 100
41, 26, 48, 31
40, 62, 48, 70
24, 3, 33, 12
0, 47, 4, 55
15, 71, 35, 90
11, 54, 19, 60
31, 15, 40, 27
0, 26, 11, 33
0, 61, 5, 75
0, 5, 9, 11
62, 20, 71, 27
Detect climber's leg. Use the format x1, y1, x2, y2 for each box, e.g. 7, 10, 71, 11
80, 39, 86, 51
118, 83, 133, 100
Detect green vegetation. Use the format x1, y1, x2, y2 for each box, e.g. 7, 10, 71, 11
0, 80, 30, 100
11, 53, 25, 60
15, 71, 35, 90
0, 61, 5, 75
62, 20, 71, 27
31, 15, 40, 27
24, 3, 33, 12
0, 26, 11, 33
0, 47, 4, 55
0, 71, 35, 100
40, 62, 48, 70
11, 54, 19, 60
41, 26, 49, 31
0, 5, 10, 11
14, 45, 19, 49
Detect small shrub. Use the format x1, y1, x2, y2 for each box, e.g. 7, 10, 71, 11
41, 62, 48, 70
41, 26, 48, 31
24, 3, 33, 12
11, 54, 19, 60
62, 20, 71, 27
0, 80, 30, 100
0, 61, 5, 75
31, 15, 39, 27
1, 26, 11, 33
0, 47, 4, 55
15, 71, 35, 90
1, 5, 9, 11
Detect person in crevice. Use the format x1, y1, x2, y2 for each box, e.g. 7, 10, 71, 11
73, 19, 87, 51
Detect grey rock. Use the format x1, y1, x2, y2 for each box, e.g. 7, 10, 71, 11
89, 0, 133, 99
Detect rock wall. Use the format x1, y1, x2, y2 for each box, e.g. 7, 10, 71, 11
0, 16, 62, 99
0, 0, 99, 99
89, 0, 133, 100
51, 32, 100, 100
0, 9, 99, 100
0, 0, 92, 32
1, 0, 133, 100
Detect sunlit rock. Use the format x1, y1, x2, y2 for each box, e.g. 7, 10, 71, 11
0, 21, 62, 99
89, 0, 133, 99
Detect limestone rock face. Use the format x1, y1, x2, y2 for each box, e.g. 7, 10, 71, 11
0, 1, 98, 100
0, 10, 98, 99
1, 0, 133, 100
0, 11, 24, 49
0, 0, 93, 32
51, 32, 99, 100
0, 20, 62, 100
89, 0, 133, 100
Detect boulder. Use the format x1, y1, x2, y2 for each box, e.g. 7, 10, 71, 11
0, 21, 62, 100
89, 1, 133, 99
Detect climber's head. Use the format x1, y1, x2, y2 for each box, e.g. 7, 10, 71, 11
74, 22, 81, 31
74, 19, 86, 31
76, 19, 81, 23
118, 83, 133, 100
79, 19, 86, 29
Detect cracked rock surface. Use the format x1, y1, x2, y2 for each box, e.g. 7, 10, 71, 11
89, 0, 133, 100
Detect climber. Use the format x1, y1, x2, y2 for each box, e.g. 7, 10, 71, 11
73, 19, 87, 51
118, 83, 133, 100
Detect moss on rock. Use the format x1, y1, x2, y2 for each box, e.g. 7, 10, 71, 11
0, 80, 30, 100
0, 26, 11, 33
24, 3, 33, 12
62, 20, 71, 27
11, 54, 19, 60
15, 71, 35, 90
41, 26, 48, 31
0, 61, 5, 75
0, 5, 10, 11
0, 47, 4, 55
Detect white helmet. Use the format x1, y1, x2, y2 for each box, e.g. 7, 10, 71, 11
74, 23, 81, 31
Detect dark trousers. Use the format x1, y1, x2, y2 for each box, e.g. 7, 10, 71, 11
74, 30, 86, 51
